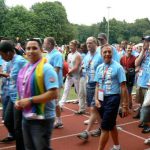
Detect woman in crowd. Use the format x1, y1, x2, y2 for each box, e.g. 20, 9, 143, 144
120, 44, 136, 109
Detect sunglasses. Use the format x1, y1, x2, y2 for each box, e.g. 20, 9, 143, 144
98, 38, 105, 41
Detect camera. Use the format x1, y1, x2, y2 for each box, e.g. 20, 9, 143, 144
118, 108, 123, 118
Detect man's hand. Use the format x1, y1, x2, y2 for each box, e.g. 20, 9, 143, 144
15, 98, 31, 110
121, 107, 129, 118
95, 99, 101, 108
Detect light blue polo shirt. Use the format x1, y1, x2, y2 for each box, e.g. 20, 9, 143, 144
7, 55, 27, 103
132, 50, 139, 57
0, 56, 2, 66
137, 50, 150, 88
95, 60, 126, 95
46, 49, 63, 88
1, 60, 8, 96
43, 63, 59, 119
83, 51, 103, 82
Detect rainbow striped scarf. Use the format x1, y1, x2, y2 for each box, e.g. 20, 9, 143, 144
17, 57, 47, 119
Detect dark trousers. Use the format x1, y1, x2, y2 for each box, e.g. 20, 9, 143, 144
4, 97, 25, 150
4, 99, 15, 138
22, 118, 55, 150
14, 109, 25, 150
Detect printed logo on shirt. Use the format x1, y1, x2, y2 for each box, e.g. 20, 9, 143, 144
49, 77, 55, 83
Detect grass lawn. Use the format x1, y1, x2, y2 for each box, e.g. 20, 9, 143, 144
60, 87, 78, 101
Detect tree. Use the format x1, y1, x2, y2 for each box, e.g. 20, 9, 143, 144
0, 0, 8, 36
3, 6, 36, 41
129, 36, 141, 44
31, 1, 75, 45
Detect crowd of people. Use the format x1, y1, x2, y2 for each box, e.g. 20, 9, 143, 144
0, 33, 149, 150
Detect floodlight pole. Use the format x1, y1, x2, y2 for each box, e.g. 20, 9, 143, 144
107, 6, 111, 43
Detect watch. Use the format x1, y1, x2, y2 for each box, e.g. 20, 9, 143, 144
29, 97, 34, 104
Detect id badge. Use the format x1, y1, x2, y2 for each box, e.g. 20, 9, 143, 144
139, 69, 143, 76
98, 89, 104, 101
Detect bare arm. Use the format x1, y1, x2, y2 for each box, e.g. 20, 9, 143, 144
15, 88, 58, 109
0, 72, 9, 78
55, 67, 60, 74
0, 66, 2, 73
95, 83, 101, 108
135, 49, 145, 67
68, 55, 81, 75
120, 82, 129, 117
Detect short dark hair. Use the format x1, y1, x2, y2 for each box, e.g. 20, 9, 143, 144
98, 33, 107, 40
69, 40, 79, 47
26, 38, 42, 49
142, 35, 150, 41
45, 37, 56, 46
101, 44, 113, 54
0, 40, 15, 53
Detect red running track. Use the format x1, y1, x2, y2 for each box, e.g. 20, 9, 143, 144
0, 103, 150, 150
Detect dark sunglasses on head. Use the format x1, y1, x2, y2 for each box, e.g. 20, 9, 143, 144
98, 38, 104, 41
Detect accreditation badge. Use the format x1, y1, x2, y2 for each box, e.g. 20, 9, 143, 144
98, 89, 104, 101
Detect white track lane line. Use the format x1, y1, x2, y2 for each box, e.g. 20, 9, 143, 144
64, 106, 90, 118
0, 146, 16, 150
119, 128, 146, 140
0, 105, 144, 150
64, 106, 146, 141
61, 114, 74, 118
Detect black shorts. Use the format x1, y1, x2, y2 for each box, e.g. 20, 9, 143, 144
98, 94, 120, 130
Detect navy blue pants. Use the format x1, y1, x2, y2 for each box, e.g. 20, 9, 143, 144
98, 94, 120, 130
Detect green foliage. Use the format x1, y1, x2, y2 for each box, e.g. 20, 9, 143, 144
0, 1, 150, 45
3, 6, 36, 41
0, 0, 8, 36
31, 1, 75, 44
75, 17, 150, 44
129, 36, 141, 44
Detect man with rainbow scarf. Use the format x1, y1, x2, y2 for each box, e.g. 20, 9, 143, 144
15, 39, 58, 150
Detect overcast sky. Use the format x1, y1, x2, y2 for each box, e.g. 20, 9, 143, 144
5, 0, 150, 25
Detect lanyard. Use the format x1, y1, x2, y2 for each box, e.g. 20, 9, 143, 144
125, 56, 131, 69
101, 64, 110, 87
88, 52, 96, 69
22, 65, 33, 85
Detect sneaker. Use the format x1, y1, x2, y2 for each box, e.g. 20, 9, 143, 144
110, 147, 121, 150
54, 122, 63, 129
77, 131, 89, 140
74, 110, 86, 115
72, 100, 79, 104
138, 122, 147, 128
0, 137, 15, 143
84, 119, 98, 125
91, 128, 101, 137
84, 119, 90, 125
142, 126, 150, 134
144, 138, 150, 144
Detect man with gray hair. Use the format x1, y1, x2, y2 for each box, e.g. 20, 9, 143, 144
77, 36, 103, 140
43, 37, 64, 128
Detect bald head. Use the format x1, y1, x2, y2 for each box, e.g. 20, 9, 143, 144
86, 37, 98, 54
